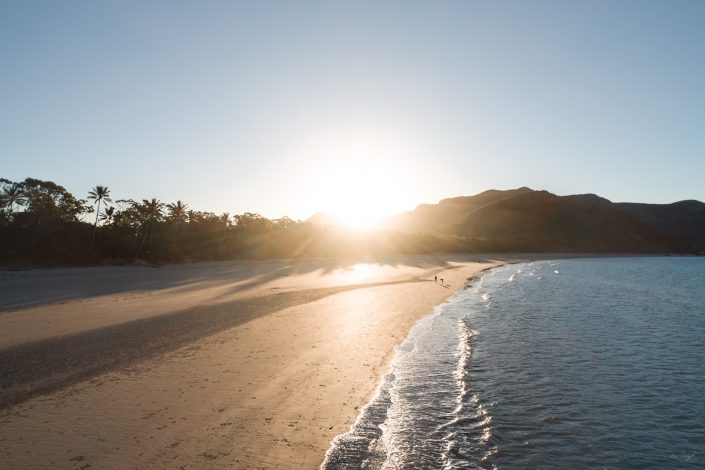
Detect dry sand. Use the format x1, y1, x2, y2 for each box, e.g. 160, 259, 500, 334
0, 255, 515, 469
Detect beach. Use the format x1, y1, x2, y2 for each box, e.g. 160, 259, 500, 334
0, 255, 509, 469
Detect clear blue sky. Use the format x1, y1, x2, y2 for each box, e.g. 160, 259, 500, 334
2, 0, 704, 220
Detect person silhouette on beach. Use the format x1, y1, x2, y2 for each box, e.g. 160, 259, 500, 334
440, 278, 444, 285
434, 275, 437, 283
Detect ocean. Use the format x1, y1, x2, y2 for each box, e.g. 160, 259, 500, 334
322, 257, 705, 469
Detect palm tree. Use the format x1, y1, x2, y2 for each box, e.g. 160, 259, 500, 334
87, 185, 112, 251
138, 198, 164, 255
0, 184, 26, 215
99, 206, 116, 226
166, 200, 188, 243
167, 200, 188, 223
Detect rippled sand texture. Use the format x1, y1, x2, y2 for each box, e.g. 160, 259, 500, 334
0, 255, 510, 469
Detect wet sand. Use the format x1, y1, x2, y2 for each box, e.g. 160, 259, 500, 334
0, 255, 512, 469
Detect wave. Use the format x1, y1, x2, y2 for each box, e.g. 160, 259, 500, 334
322, 267, 508, 469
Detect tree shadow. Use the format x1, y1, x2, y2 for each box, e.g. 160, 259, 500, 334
0, 254, 504, 311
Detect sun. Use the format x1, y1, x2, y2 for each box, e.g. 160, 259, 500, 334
314, 158, 405, 230
331, 203, 385, 230
295, 125, 425, 228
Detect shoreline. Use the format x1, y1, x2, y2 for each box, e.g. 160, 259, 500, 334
320, 260, 515, 456
318, 257, 705, 468
321, 261, 513, 467
0, 255, 531, 468
322, 260, 521, 456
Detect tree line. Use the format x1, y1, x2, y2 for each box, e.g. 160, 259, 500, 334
0, 177, 450, 266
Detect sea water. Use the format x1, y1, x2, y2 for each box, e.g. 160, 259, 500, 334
322, 257, 705, 469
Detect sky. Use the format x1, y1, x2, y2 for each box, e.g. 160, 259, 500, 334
2, 0, 704, 221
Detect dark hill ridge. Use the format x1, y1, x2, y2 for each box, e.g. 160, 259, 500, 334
388, 188, 705, 253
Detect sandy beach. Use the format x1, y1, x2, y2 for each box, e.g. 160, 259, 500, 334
0, 255, 513, 469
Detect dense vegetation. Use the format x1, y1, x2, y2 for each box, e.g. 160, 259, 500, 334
1, 178, 703, 267
0, 177, 448, 266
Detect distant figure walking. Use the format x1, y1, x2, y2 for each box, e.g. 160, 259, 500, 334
440, 278, 444, 285
434, 275, 437, 283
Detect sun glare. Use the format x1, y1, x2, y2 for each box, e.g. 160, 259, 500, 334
297, 126, 422, 229
332, 205, 384, 230
315, 157, 405, 230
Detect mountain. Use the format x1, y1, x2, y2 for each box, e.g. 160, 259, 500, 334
388, 188, 705, 253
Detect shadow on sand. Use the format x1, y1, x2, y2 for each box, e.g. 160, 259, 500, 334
0, 254, 499, 311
